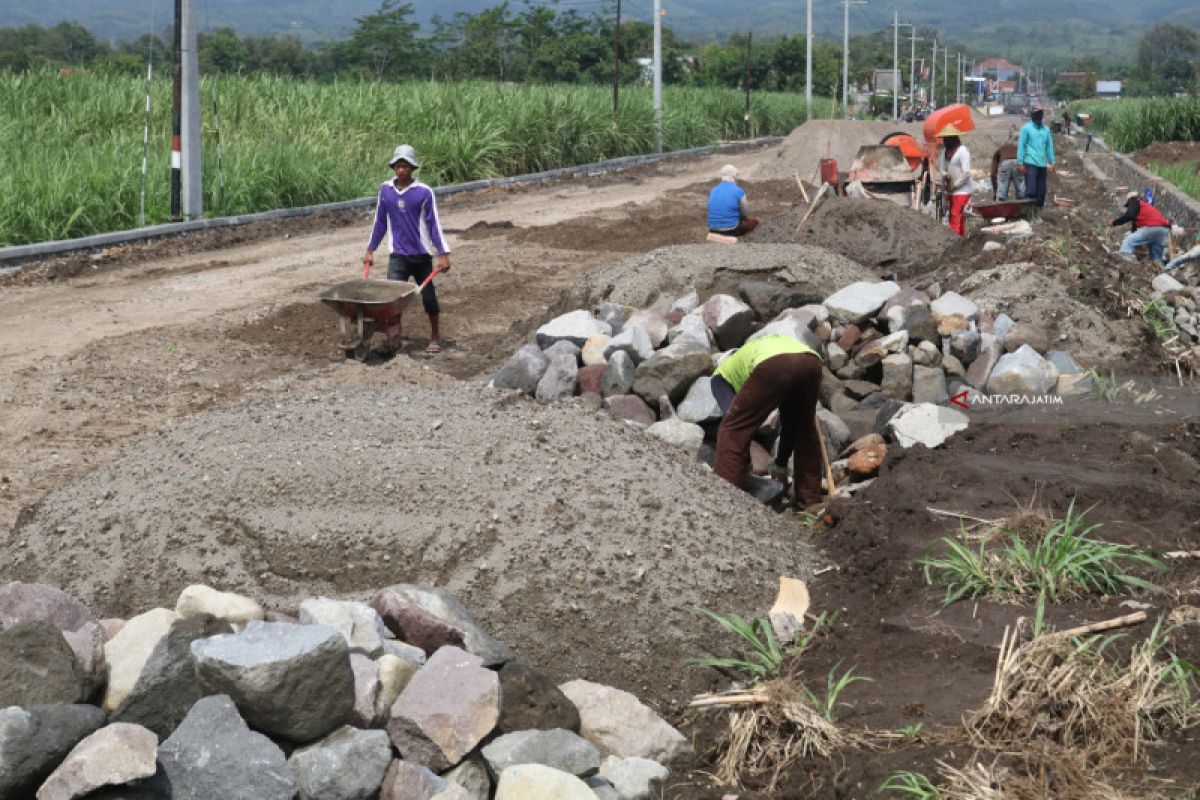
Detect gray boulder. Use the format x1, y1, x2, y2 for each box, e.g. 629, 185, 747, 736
631, 350, 713, 405
0, 704, 105, 798
965, 334, 1001, 389
900, 305, 939, 344
822, 281, 901, 325
387, 646, 500, 772
557, 680, 689, 762
481, 728, 601, 778
299, 597, 389, 658
666, 315, 715, 351
912, 366, 949, 404
535, 354, 579, 403
598, 755, 669, 800
377, 585, 512, 666
676, 377, 723, 424
746, 318, 824, 354
289, 725, 393, 800
987, 345, 1060, 395
157, 695, 295, 800
737, 281, 811, 320
191, 621, 354, 743
603, 327, 654, 365
600, 350, 636, 397
535, 310, 611, 349
991, 313, 1015, 343
699, 294, 755, 350
646, 419, 705, 455
0, 621, 83, 707
595, 302, 631, 335
497, 661, 581, 735
669, 291, 700, 314
380, 760, 469, 800
744, 475, 786, 505
493, 345, 549, 395
887, 403, 969, 448
112, 615, 233, 738
37, 723, 158, 800
880, 353, 913, 401
443, 755, 492, 800
543, 340, 582, 364
1002, 321, 1050, 354
948, 329, 981, 366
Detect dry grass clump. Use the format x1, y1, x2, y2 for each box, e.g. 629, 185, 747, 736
935, 754, 1144, 800
968, 618, 1199, 766
690, 678, 851, 792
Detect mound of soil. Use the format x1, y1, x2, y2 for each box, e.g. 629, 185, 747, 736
5, 384, 816, 701
568, 243, 875, 311
758, 120, 922, 183
744, 197, 959, 271
1132, 141, 1200, 169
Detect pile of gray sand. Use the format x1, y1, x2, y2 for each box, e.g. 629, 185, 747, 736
5, 384, 817, 701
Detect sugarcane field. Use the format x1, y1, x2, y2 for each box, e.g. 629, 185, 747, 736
2, 5, 1200, 799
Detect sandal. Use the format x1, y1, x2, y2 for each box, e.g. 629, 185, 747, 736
425, 341, 442, 354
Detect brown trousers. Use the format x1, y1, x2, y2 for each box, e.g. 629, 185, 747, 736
714, 352, 823, 506
710, 217, 759, 237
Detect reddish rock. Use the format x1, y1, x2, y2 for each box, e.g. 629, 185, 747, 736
664, 310, 685, 326
848, 445, 886, 478
350, 653, 384, 728
602, 395, 656, 428
836, 324, 861, 352
936, 314, 969, 336
0, 582, 96, 633
841, 433, 886, 457
370, 590, 466, 656
576, 364, 606, 396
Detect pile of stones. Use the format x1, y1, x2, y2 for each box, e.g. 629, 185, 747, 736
492, 276, 1093, 499
1152, 272, 1200, 345
0, 580, 688, 800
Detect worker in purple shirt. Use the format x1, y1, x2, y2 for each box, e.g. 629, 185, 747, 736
363, 144, 452, 354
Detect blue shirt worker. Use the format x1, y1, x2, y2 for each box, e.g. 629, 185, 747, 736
707, 164, 759, 237
363, 144, 452, 354
1017, 107, 1056, 208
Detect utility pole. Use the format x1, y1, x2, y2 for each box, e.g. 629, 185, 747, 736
652, 0, 662, 152
892, 10, 899, 118
930, 40, 937, 109
909, 29, 923, 109
943, 48, 948, 105
957, 53, 962, 104
611, 0, 620, 116
743, 33, 752, 139
841, 0, 867, 116
171, 0, 202, 221
806, 0, 813, 120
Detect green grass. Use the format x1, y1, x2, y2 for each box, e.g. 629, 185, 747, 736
686, 606, 836, 682
802, 661, 871, 723
872, 771, 940, 799
1141, 297, 1178, 342
1149, 160, 1200, 203
920, 501, 1164, 607
0, 69, 828, 246
1074, 97, 1200, 152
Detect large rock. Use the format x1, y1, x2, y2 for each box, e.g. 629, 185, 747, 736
0, 705, 105, 798
156, 695, 295, 800
1047, 350, 1091, 395
948, 329, 981, 366
600, 350, 636, 397
598, 755, 669, 800
911, 366, 949, 404
1152, 273, 1184, 293
349, 653, 385, 727
378, 654, 420, 712
746, 317, 824, 354
676, 376, 723, 424
557, 680, 689, 762
36, 723, 157, 800
102, 608, 176, 713
380, 760, 469, 800
299, 597, 389, 658
699, 294, 755, 350
886, 403, 969, 448
669, 291, 700, 314
965, 334, 1002, 389
497, 661, 581, 734
111, 615, 233, 738
581, 335, 611, 367
535, 354, 579, 404
666, 314, 716, 352
481, 728, 601, 778
929, 291, 979, 322
881, 288, 931, 330
0, 622, 83, 707
603, 327, 654, 365
175, 585, 264, 627
377, 585, 512, 666
623, 310, 669, 349
543, 340, 582, 364
289, 725, 393, 800
900, 305, 939, 345
536, 310, 611, 349
387, 646, 500, 772
603, 394, 656, 428
1002, 321, 1050, 354
631, 350, 713, 405
595, 302, 631, 335
493, 345, 549, 395
880, 353, 913, 400
0, 582, 96, 633
647, 418, 705, 455
443, 755, 492, 800
370, 589, 466, 656
191, 621, 355, 742
495, 764, 595, 800
822, 281, 901, 325
910, 340, 941, 367
737, 281, 811, 320
987, 345, 1059, 395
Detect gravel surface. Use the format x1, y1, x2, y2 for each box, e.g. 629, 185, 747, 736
7, 384, 816, 700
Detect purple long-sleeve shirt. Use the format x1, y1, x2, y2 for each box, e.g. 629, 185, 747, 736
366, 179, 450, 256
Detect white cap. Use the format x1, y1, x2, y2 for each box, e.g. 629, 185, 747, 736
719, 164, 740, 181
388, 144, 421, 168
1126, 191, 1139, 201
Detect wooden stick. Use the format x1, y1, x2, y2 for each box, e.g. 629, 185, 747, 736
926, 507, 997, 525
688, 692, 769, 708
1169, 229, 1178, 263
794, 172, 810, 204
1051, 611, 1147, 640
795, 182, 830, 235
814, 416, 837, 499
1163, 550, 1200, 559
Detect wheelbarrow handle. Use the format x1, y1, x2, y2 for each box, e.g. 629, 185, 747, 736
415, 266, 442, 294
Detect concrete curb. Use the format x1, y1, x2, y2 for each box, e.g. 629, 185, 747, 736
1076, 133, 1200, 229
0, 137, 782, 272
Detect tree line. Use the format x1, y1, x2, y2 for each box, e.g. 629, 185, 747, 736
1048, 23, 1200, 100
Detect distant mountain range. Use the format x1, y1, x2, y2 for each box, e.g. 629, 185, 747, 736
5, 0, 1199, 62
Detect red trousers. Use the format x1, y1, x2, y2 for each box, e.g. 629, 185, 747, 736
948, 193, 969, 236
714, 353, 823, 506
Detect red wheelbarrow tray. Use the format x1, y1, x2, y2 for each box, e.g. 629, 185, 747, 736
973, 198, 1036, 220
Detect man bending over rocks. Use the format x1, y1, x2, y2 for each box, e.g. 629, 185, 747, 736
710, 335, 823, 508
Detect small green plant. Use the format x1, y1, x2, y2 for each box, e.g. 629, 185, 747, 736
872, 770, 940, 798
1141, 298, 1178, 342
1088, 368, 1124, 402
920, 501, 1164, 607
802, 661, 871, 722
897, 721, 925, 739
686, 607, 837, 682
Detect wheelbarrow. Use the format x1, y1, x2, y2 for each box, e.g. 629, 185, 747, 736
973, 198, 1036, 222
319, 278, 423, 361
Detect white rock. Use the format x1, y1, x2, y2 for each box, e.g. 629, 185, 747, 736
887, 403, 969, 449
598, 755, 669, 800
536, 311, 612, 349
299, 597, 389, 658
646, 419, 705, 455
102, 608, 176, 712
822, 281, 902, 325
929, 291, 979, 322
1152, 273, 1185, 294
558, 680, 689, 762
175, 585, 264, 628
495, 764, 595, 800
677, 377, 722, 424
987, 344, 1060, 395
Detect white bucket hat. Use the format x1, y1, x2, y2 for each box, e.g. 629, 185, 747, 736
388, 144, 421, 168
719, 164, 740, 181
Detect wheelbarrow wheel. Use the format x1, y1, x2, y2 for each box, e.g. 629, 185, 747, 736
347, 341, 371, 362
